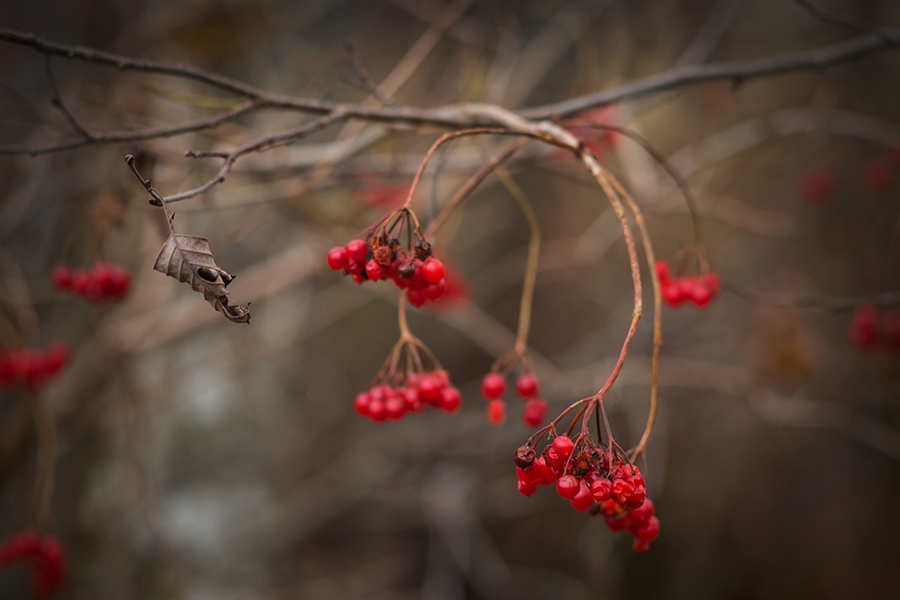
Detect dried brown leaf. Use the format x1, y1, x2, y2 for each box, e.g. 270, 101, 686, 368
154, 234, 250, 323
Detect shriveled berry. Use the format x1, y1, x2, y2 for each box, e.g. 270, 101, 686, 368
590, 478, 613, 502
327, 247, 349, 270
481, 372, 506, 400
517, 465, 539, 485
515, 373, 539, 398
514, 445, 536, 469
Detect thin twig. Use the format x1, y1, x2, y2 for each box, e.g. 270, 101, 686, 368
723, 280, 900, 310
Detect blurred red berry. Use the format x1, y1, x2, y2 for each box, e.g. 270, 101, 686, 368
515, 373, 539, 398
862, 158, 895, 193
800, 166, 838, 205
486, 399, 505, 424
481, 372, 506, 400
327, 246, 349, 270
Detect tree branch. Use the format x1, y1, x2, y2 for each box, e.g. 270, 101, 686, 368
1, 27, 897, 155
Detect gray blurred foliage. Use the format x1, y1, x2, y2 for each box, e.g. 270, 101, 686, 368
1, 1, 899, 599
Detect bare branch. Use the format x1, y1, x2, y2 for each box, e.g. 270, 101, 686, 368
723, 280, 900, 310
520, 29, 899, 119
1, 27, 897, 156
44, 56, 93, 139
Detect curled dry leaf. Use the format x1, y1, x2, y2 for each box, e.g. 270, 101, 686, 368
154, 234, 251, 323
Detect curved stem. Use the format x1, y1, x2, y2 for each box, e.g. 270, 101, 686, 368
605, 174, 662, 458
566, 122, 708, 270
427, 138, 528, 239
493, 167, 541, 356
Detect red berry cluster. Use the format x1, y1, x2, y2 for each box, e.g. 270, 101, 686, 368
0, 343, 70, 390
849, 305, 900, 353
355, 369, 462, 422
655, 261, 719, 308
0, 530, 67, 598
514, 436, 659, 552
481, 372, 548, 427
328, 240, 448, 308
52, 262, 131, 302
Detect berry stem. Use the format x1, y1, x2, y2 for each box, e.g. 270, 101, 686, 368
606, 174, 662, 459
493, 165, 541, 357
426, 138, 529, 239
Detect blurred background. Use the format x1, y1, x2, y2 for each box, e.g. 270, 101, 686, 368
1, 1, 899, 598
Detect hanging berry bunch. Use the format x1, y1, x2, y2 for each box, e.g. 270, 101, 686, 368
481, 367, 547, 427
0, 343, 70, 390
52, 262, 131, 303
513, 396, 659, 552
327, 206, 448, 308
353, 290, 462, 422
655, 260, 720, 308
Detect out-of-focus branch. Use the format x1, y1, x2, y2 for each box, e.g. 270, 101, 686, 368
1, 27, 898, 155
723, 280, 900, 310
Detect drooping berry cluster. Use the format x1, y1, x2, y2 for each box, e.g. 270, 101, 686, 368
0, 530, 67, 598
514, 435, 659, 552
355, 369, 462, 422
481, 371, 547, 427
655, 260, 720, 308
327, 208, 449, 308
849, 305, 900, 353
0, 343, 70, 390
52, 262, 131, 302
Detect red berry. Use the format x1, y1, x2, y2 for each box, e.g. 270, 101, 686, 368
626, 498, 655, 524
481, 372, 506, 400
522, 397, 547, 427
346, 239, 368, 263
515, 373, 539, 398
517, 465, 540, 485
407, 287, 426, 307
385, 395, 407, 420
354, 392, 371, 416
590, 478, 613, 502
518, 479, 537, 497
690, 279, 712, 307
327, 247, 349, 270
800, 166, 838, 205
862, 158, 895, 193
654, 261, 671, 284
556, 474, 580, 499
613, 478, 635, 504
422, 258, 445, 284
570, 480, 594, 511
71, 271, 90, 295
632, 538, 651, 552
551, 435, 575, 459
417, 375, 443, 402
440, 386, 462, 413
423, 279, 447, 300
368, 398, 387, 422
604, 513, 626, 532
486, 399, 505, 424
636, 515, 660, 542
662, 281, 684, 307
849, 306, 879, 350
51, 265, 73, 290
365, 259, 383, 281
